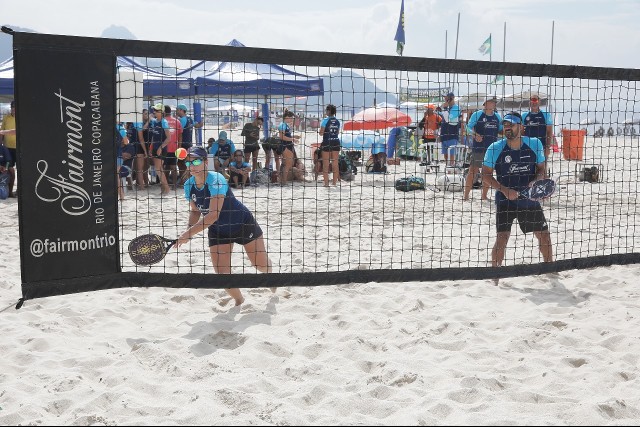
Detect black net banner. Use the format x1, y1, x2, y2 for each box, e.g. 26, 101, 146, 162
15, 47, 118, 299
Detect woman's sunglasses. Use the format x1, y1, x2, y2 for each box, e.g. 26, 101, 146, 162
185, 158, 204, 167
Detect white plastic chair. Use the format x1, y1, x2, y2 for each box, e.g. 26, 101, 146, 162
446, 144, 470, 175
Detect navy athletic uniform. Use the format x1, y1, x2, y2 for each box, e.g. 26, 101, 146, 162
466, 111, 503, 152
148, 118, 169, 158
124, 123, 141, 157
184, 172, 262, 246
439, 104, 461, 154
212, 143, 233, 163
179, 115, 195, 149
278, 122, 294, 154
320, 116, 341, 152
484, 136, 548, 233
522, 110, 553, 148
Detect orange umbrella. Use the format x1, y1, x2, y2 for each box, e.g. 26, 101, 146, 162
343, 107, 412, 131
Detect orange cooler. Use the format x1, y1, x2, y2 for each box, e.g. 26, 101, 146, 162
561, 129, 586, 161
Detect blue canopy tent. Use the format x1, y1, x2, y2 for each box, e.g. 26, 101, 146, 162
116, 56, 195, 98
0, 57, 14, 103
0, 56, 196, 101
178, 40, 324, 139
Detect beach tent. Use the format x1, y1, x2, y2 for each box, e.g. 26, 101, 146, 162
190, 61, 323, 98
116, 56, 195, 98
180, 40, 323, 98
180, 39, 323, 139
0, 56, 196, 100
457, 92, 486, 110
206, 102, 255, 114
500, 91, 549, 109
0, 57, 14, 103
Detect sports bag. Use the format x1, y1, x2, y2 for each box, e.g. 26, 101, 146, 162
395, 176, 425, 192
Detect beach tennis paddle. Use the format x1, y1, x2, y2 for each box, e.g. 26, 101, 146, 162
519, 178, 556, 201
425, 183, 441, 193
128, 234, 177, 266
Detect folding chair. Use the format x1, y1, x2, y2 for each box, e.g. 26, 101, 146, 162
446, 144, 470, 175
419, 141, 442, 173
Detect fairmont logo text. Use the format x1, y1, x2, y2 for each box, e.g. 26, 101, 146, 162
34, 82, 105, 220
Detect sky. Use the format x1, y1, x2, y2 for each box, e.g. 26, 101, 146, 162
2, 0, 640, 69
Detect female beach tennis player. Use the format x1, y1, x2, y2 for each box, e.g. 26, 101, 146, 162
174, 147, 272, 306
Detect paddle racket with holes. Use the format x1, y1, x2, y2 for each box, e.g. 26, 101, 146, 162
519, 178, 556, 201
128, 234, 177, 266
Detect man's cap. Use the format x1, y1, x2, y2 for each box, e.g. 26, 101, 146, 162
503, 112, 523, 124
483, 94, 498, 105
10, 100, 15, 108
446, 92, 455, 98
218, 130, 228, 141
152, 103, 164, 112
177, 103, 188, 112
187, 146, 208, 159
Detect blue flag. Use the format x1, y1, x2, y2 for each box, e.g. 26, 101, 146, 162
394, 0, 405, 56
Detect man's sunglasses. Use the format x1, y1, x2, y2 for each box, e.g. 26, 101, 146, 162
185, 158, 204, 167
530, 98, 540, 102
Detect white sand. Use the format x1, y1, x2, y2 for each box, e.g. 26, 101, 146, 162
1, 131, 640, 424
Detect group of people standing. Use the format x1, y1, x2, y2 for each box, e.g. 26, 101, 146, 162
208, 105, 342, 188
117, 103, 203, 198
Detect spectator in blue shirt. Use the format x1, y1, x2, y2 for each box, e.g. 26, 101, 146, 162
208, 131, 237, 176
439, 92, 461, 167
522, 93, 554, 163
465, 95, 503, 201
228, 150, 252, 188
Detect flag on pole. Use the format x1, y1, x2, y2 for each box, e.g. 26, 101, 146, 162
490, 75, 504, 85
394, 0, 405, 56
478, 35, 492, 55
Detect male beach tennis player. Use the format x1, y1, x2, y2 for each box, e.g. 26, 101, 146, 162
482, 112, 553, 268
174, 147, 272, 306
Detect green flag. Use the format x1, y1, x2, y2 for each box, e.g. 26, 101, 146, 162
491, 75, 504, 85
478, 35, 491, 55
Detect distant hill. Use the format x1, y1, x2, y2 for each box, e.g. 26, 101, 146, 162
100, 25, 137, 41
101, 25, 175, 74
305, 69, 398, 113
0, 25, 37, 61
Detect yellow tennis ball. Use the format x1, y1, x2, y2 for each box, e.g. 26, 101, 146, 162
176, 147, 188, 160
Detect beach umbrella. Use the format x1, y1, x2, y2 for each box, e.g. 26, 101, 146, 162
343, 106, 412, 131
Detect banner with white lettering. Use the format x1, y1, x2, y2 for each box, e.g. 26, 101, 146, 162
16, 48, 118, 285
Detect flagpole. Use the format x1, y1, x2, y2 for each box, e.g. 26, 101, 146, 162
549, 20, 556, 151
453, 12, 460, 95
502, 22, 506, 110
454, 13, 460, 60
489, 33, 492, 62
445, 30, 448, 59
